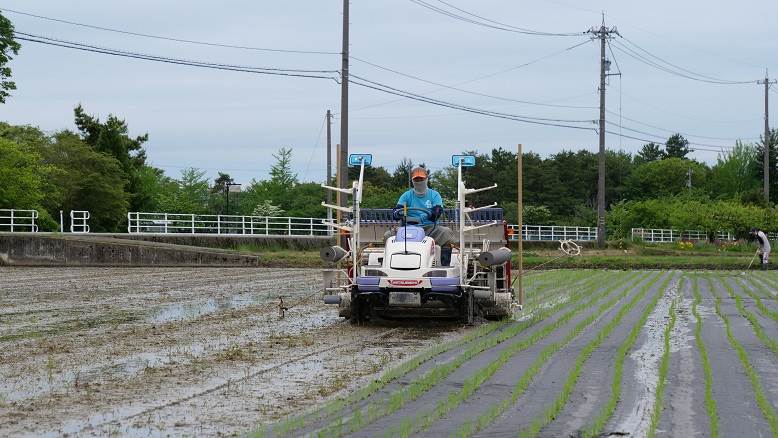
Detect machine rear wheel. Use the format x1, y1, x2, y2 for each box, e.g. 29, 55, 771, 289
460, 291, 474, 325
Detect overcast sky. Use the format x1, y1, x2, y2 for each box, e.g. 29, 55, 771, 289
1, 0, 776, 185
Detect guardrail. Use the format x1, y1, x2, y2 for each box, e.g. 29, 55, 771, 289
70, 210, 90, 233
127, 212, 331, 236
0, 209, 38, 232
507, 224, 596, 241
632, 228, 776, 242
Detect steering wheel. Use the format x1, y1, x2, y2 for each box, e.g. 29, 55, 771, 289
392, 206, 431, 226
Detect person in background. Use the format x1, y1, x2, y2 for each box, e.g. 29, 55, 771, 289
750, 227, 771, 270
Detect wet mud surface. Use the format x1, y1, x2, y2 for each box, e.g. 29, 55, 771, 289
0, 267, 467, 436
4, 269, 778, 437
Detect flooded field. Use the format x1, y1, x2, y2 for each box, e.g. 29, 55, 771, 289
0, 267, 467, 436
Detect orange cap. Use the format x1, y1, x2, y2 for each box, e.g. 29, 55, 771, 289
411, 167, 427, 180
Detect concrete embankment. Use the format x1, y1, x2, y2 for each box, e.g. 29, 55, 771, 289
0, 233, 260, 267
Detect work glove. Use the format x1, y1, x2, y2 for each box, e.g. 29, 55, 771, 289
392, 205, 405, 221
429, 205, 443, 222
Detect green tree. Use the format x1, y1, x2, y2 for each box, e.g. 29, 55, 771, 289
664, 134, 690, 159
625, 157, 709, 200
391, 158, 414, 188
709, 141, 760, 200
0, 138, 46, 209
0, 11, 21, 103
39, 132, 129, 231
269, 147, 298, 187
635, 142, 664, 164
73, 105, 154, 211
157, 168, 210, 214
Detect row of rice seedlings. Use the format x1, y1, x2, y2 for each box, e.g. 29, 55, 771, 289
525, 270, 599, 308
752, 272, 778, 306
706, 276, 778, 436
648, 295, 678, 438
266, 272, 588, 437
391, 271, 647, 438
523, 272, 671, 438
452, 271, 654, 438
268, 271, 611, 437
738, 277, 778, 325
313, 271, 631, 438
267, 318, 510, 437
583, 273, 675, 438
724, 278, 778, 358
691, 276, 719, 438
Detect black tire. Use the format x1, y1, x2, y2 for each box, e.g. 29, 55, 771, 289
460, 291, 474, 325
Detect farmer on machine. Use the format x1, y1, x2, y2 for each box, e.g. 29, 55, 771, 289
750, 227, 771, 270
385, 166, 456, 264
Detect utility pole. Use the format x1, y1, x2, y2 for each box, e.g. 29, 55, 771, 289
587, 20, 619, 247
758, 70, 777, 202
339, 0, 349, 201
326, 110, 333, 227
687, 167, 692, 190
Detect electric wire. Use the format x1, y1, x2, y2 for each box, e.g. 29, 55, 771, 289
348, 39, 594, 113
3, 7, 339, 55
14, 32, 340, 80
604, 120, 734, 149
611, 39, 754, 85
431, 0, 582, 36
351, 42, 597, 110
408, 0, 581, 37
619, 35, 754, 84
349, 75, 597, 130
302, 115, 328, 181
605, 109, 759, 142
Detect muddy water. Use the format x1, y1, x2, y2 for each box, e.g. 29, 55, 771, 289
0, 267, 465, 437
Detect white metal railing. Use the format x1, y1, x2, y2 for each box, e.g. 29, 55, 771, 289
0, 209, 38, 232
127, 212, 331, 236
70, 210, 90, 233
507, 224, 597, 242
632, 228, 774, 243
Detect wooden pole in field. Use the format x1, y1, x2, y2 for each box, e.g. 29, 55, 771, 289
518, 143, 524, 308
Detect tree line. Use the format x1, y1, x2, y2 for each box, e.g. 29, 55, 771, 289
1, 106, 777, 236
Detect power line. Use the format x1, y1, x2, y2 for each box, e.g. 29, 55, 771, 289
610, 39, 755, 85
620, 36, 754, 84
14, 32, 340, 80
604, 109, 758, 142
350, 43, 598, 110
348, 39, 594, 113
348, 74, 597, 130
408, 0, 581, 37
3, 7, 339, 55
604, 120, 734, 149
431, 0, 582, 36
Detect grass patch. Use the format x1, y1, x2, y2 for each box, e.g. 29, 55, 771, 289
391, 271, 645, 438
648, 295, 677, 438
707, 277, 778, 435
311, 271, 632, 438
542, 272, 671, 438
691, 277, 719, 438
519, 254, 755, 270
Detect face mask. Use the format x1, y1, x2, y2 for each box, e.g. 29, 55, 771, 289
413, 179, 428, 195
